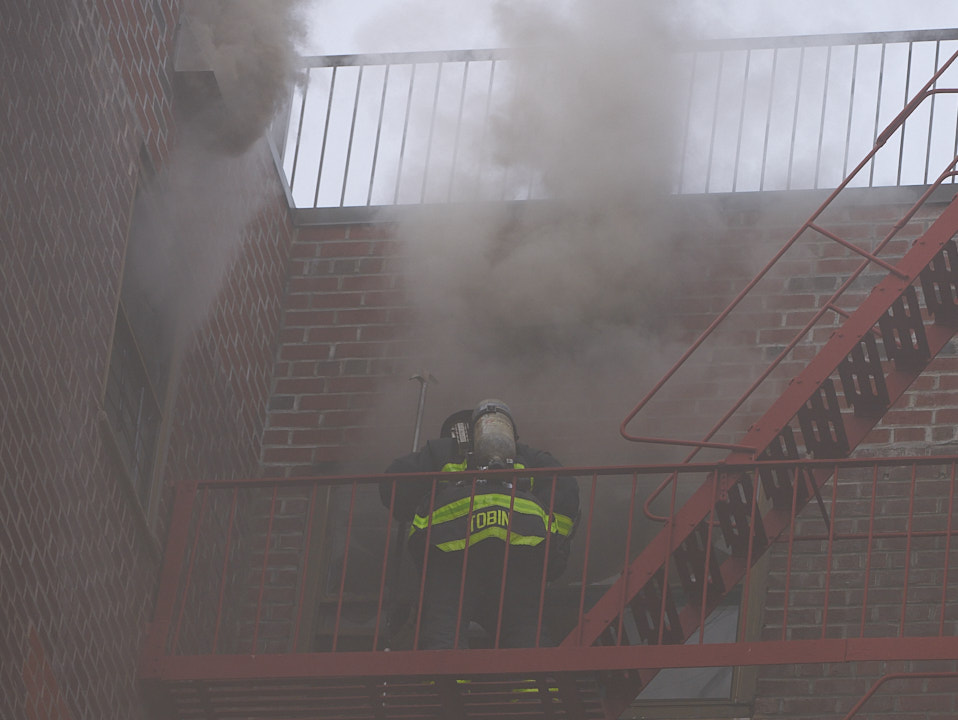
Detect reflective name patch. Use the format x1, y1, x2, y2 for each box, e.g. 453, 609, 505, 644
470, 508, 510, 533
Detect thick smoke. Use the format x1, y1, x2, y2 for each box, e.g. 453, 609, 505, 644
380, 1, 724, 468
177, 0, 308, 153
124, 1, 308, 355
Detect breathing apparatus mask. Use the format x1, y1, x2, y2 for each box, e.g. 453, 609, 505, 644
471, 399, 517, 470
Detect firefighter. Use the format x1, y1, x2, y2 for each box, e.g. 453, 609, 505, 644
381, 399, 579, 650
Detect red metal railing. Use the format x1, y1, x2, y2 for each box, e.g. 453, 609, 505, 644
140, 456, 958, 719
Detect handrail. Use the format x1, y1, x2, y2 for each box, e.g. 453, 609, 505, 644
620, 46, 958, 457
185, 452, 958, 489
141, 454, 958, 718
842, 671, 958, 719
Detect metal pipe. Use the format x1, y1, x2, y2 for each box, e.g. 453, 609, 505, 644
331, 480, 359, 652
940, 462, 957, 636
252, 486, 279, 653
313, 66, 338, 208
841, 672, 958, 720
409, 372, 437, 452
211, 488, 238, 654
340, 65, 365, 207
292, 484, 319, 651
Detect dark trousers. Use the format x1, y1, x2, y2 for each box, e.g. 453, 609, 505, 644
417, 542, 550, 650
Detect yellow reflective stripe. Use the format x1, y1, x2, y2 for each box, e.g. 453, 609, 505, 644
411, 493, 547, 530
434, 527, 545, 552
551, 512, 574, 536
411, 462, 575, 544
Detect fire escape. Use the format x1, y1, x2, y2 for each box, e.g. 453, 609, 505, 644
140, 43, 958, 719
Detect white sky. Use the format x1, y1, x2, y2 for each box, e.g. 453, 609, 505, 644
303, 0, 958, 55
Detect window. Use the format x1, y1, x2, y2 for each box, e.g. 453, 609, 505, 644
101, 147, 175, 530
103, 304, 163, 510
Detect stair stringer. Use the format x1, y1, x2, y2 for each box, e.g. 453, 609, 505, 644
563, 195, 958, 718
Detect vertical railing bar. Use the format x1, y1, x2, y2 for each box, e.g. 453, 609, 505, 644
339, 65, 365, 207
419, 61, 444, 203
842, 44, 860, 179
292, 483, 319, 651
760, 48, 780, 192
313, 66, 338, 209
371, 479, 395, 650
786, 46, 807, 191
703, 50, 725, 194
499, 57, 524, 201
412, 477, 438, 651
576, 474, 599, 646
953, 72, 958, 184
869, 43, 887, 187
896, 42, 915, 187
393, 63, 418, 205
535, 475, 559, 648
899, 463, 919, 636
366, 64, 391, 206
699, 470, 720, 644
616, 473, 640, 646
677, 50, 699, 193
454, 477, 479, 650
821, 466, 839, 638
860, 463, 880, 638
814, 45, 834, 189
171, 487, 210, 654
657, 467, 681, 645
737, 473, 762, 642
475, 59, 497, 199
287, 68, 311, 192
331, 481, 359, 653
731, 49, 752, 193
939, 462, 957, 636
252, 486, 279, 654
493, 478, 520, 649
211, 487, 239, 654
924, 41, 942, 185
781, 465, 802, 641
447, 60, 470, 202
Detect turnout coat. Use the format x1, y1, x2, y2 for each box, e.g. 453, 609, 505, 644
382, 437, 580, 578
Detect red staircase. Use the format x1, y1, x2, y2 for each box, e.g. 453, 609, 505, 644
567, 49, 958, 717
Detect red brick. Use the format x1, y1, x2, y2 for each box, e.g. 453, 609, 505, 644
319, 241, 373, 258
267, 412, 322, 429
261, 446, 316, 464
298, 226, 349, 242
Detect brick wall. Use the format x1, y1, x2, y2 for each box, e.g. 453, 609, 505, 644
1, 2, 296, 719
1, 4, 173, 719
263, 223, 407, 477
264, 192, 958, 476
6, 2, 958, 716
261, 189, 958, 713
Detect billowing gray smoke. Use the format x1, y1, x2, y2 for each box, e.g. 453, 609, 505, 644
381, 1, 714, 467
176, 0, 307, 153
124, 0, 308, 351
